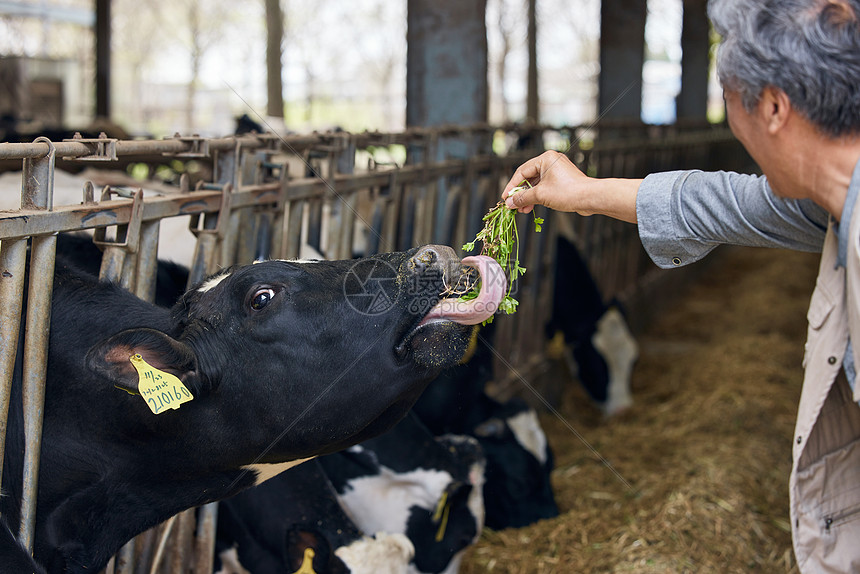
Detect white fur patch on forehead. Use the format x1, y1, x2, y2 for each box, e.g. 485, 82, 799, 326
197, 271, 232, 293
592, 307, 638, 416
506, 409, 548, 466
338, 468, 453, 536
242, 457, 315, 486
335, 532, 414, 574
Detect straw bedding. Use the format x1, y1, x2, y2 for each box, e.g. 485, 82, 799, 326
460, 245, 820, 573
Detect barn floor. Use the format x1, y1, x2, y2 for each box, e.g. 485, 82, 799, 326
460, 245, 821, 574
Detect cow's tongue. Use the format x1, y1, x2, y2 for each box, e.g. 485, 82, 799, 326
419, 255, 505, 326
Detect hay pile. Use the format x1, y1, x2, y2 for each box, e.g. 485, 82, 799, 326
461, 246, 820, 574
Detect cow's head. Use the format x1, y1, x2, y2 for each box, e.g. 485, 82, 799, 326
85, 245, 505, 464
285, 528, 414, 574
472, 397, 559, 529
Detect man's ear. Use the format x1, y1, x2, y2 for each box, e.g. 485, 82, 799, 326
85, 328, 202, 395
759, 86, 792, 134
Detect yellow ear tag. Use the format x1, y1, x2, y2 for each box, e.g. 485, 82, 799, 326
292, 547, 316, 574
129, 354, 194, 415
432, 491, 450, 542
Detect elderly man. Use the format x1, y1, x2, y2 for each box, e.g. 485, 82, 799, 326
502, 1, 860, 570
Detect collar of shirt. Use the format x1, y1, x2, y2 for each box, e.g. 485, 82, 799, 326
836, 158, 860, 268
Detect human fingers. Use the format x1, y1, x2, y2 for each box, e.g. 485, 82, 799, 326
508, 151, 590, 213
504, 184, 536, 213
502, 164, 536, 199
502, 151, 566, 212
502, 150, 561, 197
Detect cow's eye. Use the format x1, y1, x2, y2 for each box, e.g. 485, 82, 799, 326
250, 288, 276, 311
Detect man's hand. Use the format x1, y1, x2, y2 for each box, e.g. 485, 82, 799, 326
502, 150, 642, 224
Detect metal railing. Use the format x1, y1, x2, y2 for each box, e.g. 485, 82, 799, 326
0, 123, 751, 571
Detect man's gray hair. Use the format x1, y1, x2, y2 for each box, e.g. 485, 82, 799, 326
708, 0, 860, 137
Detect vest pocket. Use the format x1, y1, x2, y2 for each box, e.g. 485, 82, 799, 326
795, 438, 860, 570
803, 285, 836, 368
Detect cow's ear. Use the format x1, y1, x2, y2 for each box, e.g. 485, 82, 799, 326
284, 528, 333, 573
85, 328, 202, 395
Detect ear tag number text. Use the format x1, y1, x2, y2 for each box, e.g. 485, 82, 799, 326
129, 354, 194, 414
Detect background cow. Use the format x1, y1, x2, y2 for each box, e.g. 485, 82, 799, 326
548, 235, 639, 416
319, 412, 485, 574
215, 459, 415, 574
412, 325, 559, 530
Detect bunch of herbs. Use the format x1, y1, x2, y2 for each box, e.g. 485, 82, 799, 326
458, 180, 543, 324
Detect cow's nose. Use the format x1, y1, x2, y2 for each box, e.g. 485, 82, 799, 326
409, 244, 458, 273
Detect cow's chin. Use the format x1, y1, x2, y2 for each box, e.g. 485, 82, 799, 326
397, 320, 475, 368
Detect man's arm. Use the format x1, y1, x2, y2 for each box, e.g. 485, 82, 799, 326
503, 150, 641, 223
503, 151, 829, 269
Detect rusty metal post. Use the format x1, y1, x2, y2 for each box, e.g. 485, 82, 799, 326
453, 175, 471, 256
0, 239, 28, 495
382, 171, 400, 254
226, 145, 257, 266
135, 221, 161, 303
21, 138, 55, 211
282, 200, 304, 261
330, 136, 357, 260
440, 185, 462, 248
168, 509, 195, 573
17, 137, 57, 551
133, 527, 157, 574
212, 142, 240, 269
398, 186, 415, 252
19, 233, 57, 550
96, 188, 145, 290
114, 541, 134, 574
306, 196, 324, 257
193, 503, 219, 574
187, 183, 233, 287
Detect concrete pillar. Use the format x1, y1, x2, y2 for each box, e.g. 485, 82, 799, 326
406, 0, 489, 244
265, 0, 285, 119
95, 0, 110, 119
406, 0, 488, 128
677, 0, 711, 121
526, 0, 538, 123
598, 0, 647, 122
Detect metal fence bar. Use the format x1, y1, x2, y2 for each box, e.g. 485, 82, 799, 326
193, 503, 218, 574
19, 232, 57, 550
0, 238, 28, 496
135, 221, 161, 304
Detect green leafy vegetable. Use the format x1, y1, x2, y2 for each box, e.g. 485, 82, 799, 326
459, 180, 544, 324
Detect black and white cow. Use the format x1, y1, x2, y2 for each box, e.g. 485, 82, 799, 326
215, 459, 415, 574
318, 412, 485, 574
412, 325, 559, 531
0, 242, 504, 573
548, 236, 639, 416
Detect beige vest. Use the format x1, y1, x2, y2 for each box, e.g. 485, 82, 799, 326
791, 206, 860, 572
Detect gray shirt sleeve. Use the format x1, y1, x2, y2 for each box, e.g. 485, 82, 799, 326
636, 170, 829, 269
